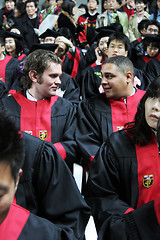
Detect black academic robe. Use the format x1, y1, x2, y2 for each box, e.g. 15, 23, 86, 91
15, 132, 90, 240
58, 72, 80, 105
80, 63, 102, 100
145, 56, 160, 81
0, 55, 20, 91
0, 202, 77, 240
62, 47, 86, 83
86, 130, 160, 239
75, 90, 145, 169
0, 91, 79, 168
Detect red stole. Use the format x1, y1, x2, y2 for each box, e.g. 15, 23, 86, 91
108, 89, 145, 132
136, 133, 160, 208
0, 202, 29, 240
13, 91, 59, 142
0, 55, 12, 83
18, 53, 26, 61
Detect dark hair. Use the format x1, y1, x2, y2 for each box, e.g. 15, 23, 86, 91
145, 19, 160, 31
125, 76, 160, 145
103, 56, 134, 78
143, 38, 160, 53
108, 32, 130, 51
87, 0, 99, 4
15, 1, 26, 17
25, 0, 38, 8
138, 19, 149, 33
61, 0, 75, 15
5, 37, 24, 57
135, 0, 147, 5
0, 37, 5, 47
0, 111, 24, 182
21, 49, 62, 89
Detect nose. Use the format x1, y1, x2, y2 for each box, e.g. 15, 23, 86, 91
152, 100, 160, 111
55, 76, 61, 85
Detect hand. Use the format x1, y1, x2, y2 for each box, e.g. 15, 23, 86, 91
55, 36, 73, 48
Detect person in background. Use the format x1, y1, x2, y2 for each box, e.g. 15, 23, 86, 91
0, 35, 20, 92
96, 0, 128, 35
14, 0, 42, 50
128, 0, 150, 42
77, 0, 99, 49
0, 0, 16, 30
86, 76, 160, 240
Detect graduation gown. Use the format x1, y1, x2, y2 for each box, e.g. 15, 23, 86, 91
75, 90, 145, 169
80, 63, 102, 100
0, 55, 20, 91
62, 47, 86, 82
0, 91, 78, 168
86, 130, 160, 239
0, 202, 77, 240
145, 56, 160, 81
15, 132, 90, 240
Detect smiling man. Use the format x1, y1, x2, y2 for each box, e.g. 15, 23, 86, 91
75, 56, 145, 171
0, 49, 78, 169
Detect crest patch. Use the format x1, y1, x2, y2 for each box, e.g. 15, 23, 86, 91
143, 174, 154, 188
39, 130, 47, 140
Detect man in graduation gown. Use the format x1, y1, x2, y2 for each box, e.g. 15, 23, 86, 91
75, 56, 145, 170
0, 49, 78, 169
0, 111, 90, 240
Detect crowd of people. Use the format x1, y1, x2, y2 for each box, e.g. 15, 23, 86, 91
0, 0, 160, 239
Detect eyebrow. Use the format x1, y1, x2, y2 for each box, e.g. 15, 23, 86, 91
0, 184, 9, 192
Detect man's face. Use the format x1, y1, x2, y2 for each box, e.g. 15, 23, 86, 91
33, 62, 62, 99
146, 25, 159, 35
107, 0, 119, 12
54, 40, 67, 59
88, 0, 98, 12
107, 39, 128, 58
101, 63, 129, 99
26, 2, 37, 18
5, 0, 15, 11
0, 163, 17, 224
145, 96, 160, 130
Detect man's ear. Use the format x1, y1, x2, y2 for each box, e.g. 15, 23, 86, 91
124, 50, 128, 57
15, 169, 23, 192
28, 70, 38, 83
126, 71, 132, 84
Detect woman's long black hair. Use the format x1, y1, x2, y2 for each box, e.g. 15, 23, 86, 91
125, 76, 160, 145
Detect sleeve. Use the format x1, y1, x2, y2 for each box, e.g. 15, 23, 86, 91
86, 142, 160, 240
53, 104, 80, 169
34, 143, 91, 240
145, 60, 159, 81
128, 17, 137, 42
75, 100, 102, 169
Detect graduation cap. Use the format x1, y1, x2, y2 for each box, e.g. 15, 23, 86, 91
29, 43, 58, 54
142, 33, 160, 42
92, 29, 116, 44
4, 31, 23, 40
39, 29, 61, 39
